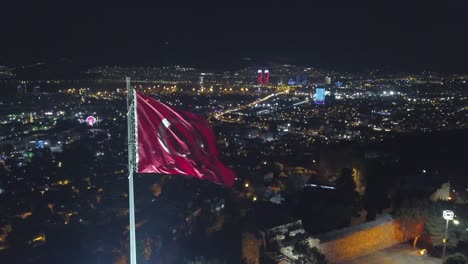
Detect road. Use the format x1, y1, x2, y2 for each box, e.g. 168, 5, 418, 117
211, 91, 287, 121
338, 244, 440, 264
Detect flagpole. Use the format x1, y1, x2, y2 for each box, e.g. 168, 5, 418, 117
126, 77, 137, 264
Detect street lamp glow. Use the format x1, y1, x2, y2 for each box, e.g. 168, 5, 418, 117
453, 219, 460, 225
443, 210, 454, 220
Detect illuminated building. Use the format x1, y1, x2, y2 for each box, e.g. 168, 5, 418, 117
302, 73, 308, 85
263, 70, 270, 85
17, 85, 24, 96
257, 70, 263, 85
315, 88, 325, 105
86, 116, 96, 126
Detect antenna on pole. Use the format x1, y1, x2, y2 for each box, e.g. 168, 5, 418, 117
127, 77, 138, 264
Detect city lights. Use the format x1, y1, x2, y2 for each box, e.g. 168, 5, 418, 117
1, 5, 467, 263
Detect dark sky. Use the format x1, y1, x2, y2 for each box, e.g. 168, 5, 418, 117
2, 1, 468, 71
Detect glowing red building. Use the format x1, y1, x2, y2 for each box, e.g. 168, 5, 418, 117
257, 70, 263, 85
264, 70, 270, 85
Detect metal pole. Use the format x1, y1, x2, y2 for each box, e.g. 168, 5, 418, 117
127, 77, 137, 264
442, 219, 449, 261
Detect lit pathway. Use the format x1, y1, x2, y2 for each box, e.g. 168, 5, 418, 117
338, 244, 440, 264
212, 91, 287, 120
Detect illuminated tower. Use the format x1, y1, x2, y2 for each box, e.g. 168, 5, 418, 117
257, 70, 263, 85
200, 73, 205, 86
263, 70, 270, 85
315, 88, 326, 105
17, 85, 23, 96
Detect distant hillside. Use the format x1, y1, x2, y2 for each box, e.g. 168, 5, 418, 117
12, 59, 85, 80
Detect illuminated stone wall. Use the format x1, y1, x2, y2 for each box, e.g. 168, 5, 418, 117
241, 232, 263, 264
319, 215, 404, 263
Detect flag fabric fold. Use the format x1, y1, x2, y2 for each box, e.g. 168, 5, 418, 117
136, 91, 235, 187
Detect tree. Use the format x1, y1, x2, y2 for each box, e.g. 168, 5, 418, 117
285, 174, 307, 195
396, 200, 468, 249
396, 199, 427, 243
363, 162, 391, 221
292, 240, 327, 264
444, 253, 468, 264
335, 168, 359, 205
335, 168, 360, 220
424, 203, 468, 249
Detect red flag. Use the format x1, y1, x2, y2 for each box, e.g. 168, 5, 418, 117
136, 91, 235, 187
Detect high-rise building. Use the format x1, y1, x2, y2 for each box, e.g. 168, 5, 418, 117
302, 73, 308, 85
325, 76, 331, 84
17, 85, 24, 96
257, 70, 263, 85
315, 88, 325, 105
263, 70, 270, 85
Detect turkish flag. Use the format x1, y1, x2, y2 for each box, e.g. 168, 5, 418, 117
136, 91, 235, 187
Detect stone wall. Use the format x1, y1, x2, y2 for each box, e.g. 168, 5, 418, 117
241, 232, 263, 264
318, 214, 404, 263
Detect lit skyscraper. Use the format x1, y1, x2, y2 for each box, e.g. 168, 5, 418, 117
315, 87, 325, 105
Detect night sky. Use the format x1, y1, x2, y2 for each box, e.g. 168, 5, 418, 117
2, 1, 468, 71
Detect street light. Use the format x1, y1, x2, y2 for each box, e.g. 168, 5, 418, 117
442, 210, 455, 261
